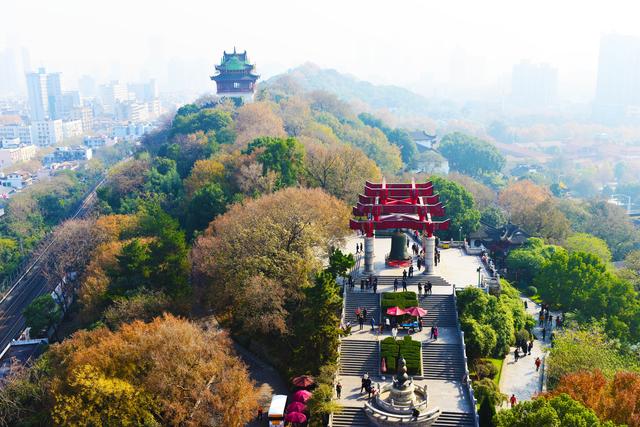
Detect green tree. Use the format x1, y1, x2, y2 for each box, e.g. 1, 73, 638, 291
478, 394, 497, 427
430, 175, 481, 238
494, 394, 615, 427
439, 132, 506, 178
358, 113, 418, 167
185, 183, 228, 235
480, 206, 507, 227
108, 239, 151, 296
564, 233, 612, 264
506, 238, 564, 287
245, 136, 306, 188
23, 294, 62, 338
326, 248, 355, 280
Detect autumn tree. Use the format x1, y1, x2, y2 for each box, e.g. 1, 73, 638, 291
551, 370, 640, 427
234, 102, 286, 147
303, 140, 381, 203
47, 314, 259, 426
183, 159, 226, 200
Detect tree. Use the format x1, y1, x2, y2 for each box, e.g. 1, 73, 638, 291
565, 233, 612, 264
481, 206, 508, 228
0, 238, 21, 281
245, 136, 305, 188
52, 365, 159, 426
302, 140, 381, 203
185, 183, 228, 235
582, 201, 640, 261
494, 394, 613, 427
429, 176, 481, 238
103, 291, 171, 330
448, 173, 497, 210
47, 314, 259, 426
546, 327, 638, 389
235, 102, 286, 146
439, 132, 506, 178
358, 113, 418, 167
478, 395, 497, 427
23, 294, 62, 338
326, 248, 355, 280
183, 159, 226, 200
506, 238, 564, 286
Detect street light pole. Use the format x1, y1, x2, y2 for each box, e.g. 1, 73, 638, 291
459, 226, 462, 242
476, 266, 482, 287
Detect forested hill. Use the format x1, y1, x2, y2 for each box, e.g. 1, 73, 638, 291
263, 63, 433, 116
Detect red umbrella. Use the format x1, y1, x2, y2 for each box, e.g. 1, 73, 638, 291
287, 402, 308, 413
386, 306, 406, 316
381, 357, 387, 374
405, 306, 427, 317
292, 389, 313, 402
292, 375, 315, 388
285, 412, 307, 423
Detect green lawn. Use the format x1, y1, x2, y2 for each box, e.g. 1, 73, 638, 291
484, 357, 504, 386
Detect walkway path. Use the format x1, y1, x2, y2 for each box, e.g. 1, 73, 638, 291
499, 296, 560, 407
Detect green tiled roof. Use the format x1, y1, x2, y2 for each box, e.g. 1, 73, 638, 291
221, 55, 247, 71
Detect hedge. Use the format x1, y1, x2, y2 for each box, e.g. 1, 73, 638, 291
380, 336, 422, 375
381, 292, 418, 311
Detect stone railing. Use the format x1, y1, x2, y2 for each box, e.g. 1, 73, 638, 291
464, 241, 484, 255
452, 288, 480, 427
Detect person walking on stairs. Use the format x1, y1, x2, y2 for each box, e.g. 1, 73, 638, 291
393, 278, 398, 292
535, 357, 542, 372
510, 394, 517, 408
402, 279, 408, 292
336, 381, 342, 399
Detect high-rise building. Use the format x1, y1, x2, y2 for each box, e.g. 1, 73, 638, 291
594, 34, 640, 122
510, 61, 557, 108
128, 79, 159, 103
31, 120, 63, 146
99, 81, 129, 114
25, 68, 64, 121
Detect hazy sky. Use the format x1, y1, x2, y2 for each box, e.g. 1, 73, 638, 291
3, 0, 640, 101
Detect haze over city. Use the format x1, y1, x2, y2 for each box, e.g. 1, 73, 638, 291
3, 0, 640, 102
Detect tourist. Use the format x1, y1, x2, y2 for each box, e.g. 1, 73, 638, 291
360, 279, 365, 292
373, 281, 378, 294
336, 381, 342, 399
437, 251, 441, 263
403, 269, 407, 279
402, 279, 408, 292
393, 278, 398, 292
356, 243, 359, 254
417, 258, 422, 270
418, 282, 423, 296
385, 317, 391, 330
539, 312, 544, 326
528, 340, 533, 355
542, 327, 547, 341
510, 394, 517, 408
514, 348, 520, 362
434, 326, 439, 341
412, 407, 420, 419
535, 357, 541, 371
370, 317, 376, 332
520, 342, 527, 357
523, 300, 528, 310
409, 265, 414, 277
361, 373, 368, 393
430, 326, 435, 340
392, 326, 398, 341
427, 281, 432, 295
548, 314, 554, 327
359, 314, 364, 331
363, 308, 368, 321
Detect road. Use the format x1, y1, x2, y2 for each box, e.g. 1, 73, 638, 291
0, 178, 103, 353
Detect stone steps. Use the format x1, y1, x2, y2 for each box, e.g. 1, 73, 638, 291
420, 294, 458, 327
434, 411, 476, 427
344, 291, 380, 325
339, 340, 378, 377
332, 406, 369, 426
422, 342, 466, 381
373, 275, 452, 288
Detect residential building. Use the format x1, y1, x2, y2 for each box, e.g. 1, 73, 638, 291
510, 61, 558, 108
128, 79, 158, 103
32, 120, 63, 146
25, 68, 64, 121
68, 106, 94, 131
594, 34, 640, 122
84, 135, 117, 148
0, 123, 33, 145
44, 146, 92, 165
0, 143, 37, 168
99, 81, 129, 114
61, 120, 83, 139
112, 122, 152, 139
0, 171, 33, 189
114, 101, 149, 122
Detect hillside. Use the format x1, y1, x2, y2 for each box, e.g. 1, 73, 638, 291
263, 63, 434, 117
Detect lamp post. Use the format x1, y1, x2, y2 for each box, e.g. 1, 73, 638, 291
476, 266, 482, 287
459, 226, 462, 242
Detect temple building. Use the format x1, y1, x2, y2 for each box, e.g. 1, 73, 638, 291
210, 48, 259, 103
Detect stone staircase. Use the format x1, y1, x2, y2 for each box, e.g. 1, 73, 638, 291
434, 411, 476, 426
374, 275, 452, 288
332, 406, 369, 426
420, 294, 458, 327
422, 342, 466, 381
339, 340, 379, 377
345, 291, 380, 325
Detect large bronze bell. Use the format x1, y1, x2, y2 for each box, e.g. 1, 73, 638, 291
388, 230, 411, 261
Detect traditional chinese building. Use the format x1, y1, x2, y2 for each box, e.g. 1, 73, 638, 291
210, 48, 259, 103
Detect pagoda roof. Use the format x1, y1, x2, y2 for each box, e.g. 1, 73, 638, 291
211, 73, 259, 82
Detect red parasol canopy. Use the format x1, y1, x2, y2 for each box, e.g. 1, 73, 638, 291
405, 306, 427, 317
291, 375, 315, 388
285, 412, 307, 423
386, 306, 407, 316
292, 389, 313, 402
381, 357, 387, 373
287, 402, 308, 413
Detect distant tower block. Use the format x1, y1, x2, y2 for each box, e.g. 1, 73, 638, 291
210, 48, 260, 103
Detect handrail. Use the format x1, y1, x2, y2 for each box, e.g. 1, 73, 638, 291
453, 288, 480, 427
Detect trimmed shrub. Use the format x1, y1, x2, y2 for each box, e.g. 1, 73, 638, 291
381, 292, 418, 311
474, 360, 498, 380
526, 286, 537, 297
380, 336, 421, 375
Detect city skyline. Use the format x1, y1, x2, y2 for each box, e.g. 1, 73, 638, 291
3, 0, 640, 103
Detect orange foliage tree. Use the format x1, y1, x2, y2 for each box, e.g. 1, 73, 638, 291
551, 369, 640, 427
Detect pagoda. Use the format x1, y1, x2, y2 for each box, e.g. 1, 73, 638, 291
210, 48, 259, 103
